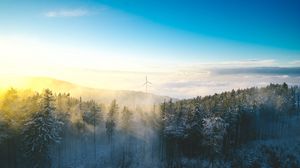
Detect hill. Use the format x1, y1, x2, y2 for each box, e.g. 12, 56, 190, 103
0, 76, 172, 108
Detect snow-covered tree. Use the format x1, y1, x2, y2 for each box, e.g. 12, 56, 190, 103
202, 117, 227, 168
120, 106, 133, 167
164, 101, 186, 139
106, 99, 119, 144
82, 100, 102, 164
22, 89, 63, 168
105, 100, 119, 164
163, 99, 178, 138
82, 101, 102, 126
120, 106, 133, 134
182, 101, 205, 155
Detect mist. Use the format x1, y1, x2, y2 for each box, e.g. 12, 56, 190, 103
0, 82, 300, 168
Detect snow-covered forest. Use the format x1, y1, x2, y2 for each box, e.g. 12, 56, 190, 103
0, 83, 300, 168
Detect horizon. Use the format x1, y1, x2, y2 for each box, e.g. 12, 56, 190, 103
1, 0, 300, 98
0, 75, 298, 100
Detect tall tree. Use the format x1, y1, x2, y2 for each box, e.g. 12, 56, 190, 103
120, 106, 133, 168
91, 102, 101, 164
0, 115, 9, 144
82, 100, 102, 165
105, 99, 119, 164
120, 106, 133, 135
22, 89, 62, 168
202, 117, 227, 168
105, 99, 119, 144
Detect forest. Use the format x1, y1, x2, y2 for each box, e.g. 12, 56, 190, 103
0, 83, 300, 168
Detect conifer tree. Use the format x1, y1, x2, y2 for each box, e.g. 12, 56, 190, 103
22, 89, 62, 168
202, 117, 227, 168
120, 106, 133, 168
121, 106, 133, 134
105, 99, 119, 144
105, 99, 119, 164
82, 101, 102, 165
0, 115, 9, 144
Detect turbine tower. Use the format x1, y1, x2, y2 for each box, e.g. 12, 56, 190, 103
143, 75, 152, 93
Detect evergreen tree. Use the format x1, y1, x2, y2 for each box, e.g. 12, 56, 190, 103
105, 99, 119, 144
164, 99, 176, 137
0, 115, 9, 144
120, 106, 133, 168
202, 117, 227, 168
121, 106, 133, 134
1, 88, 21, 128
105, 99, 119, 164
158, 101, 167, 161
82, 101, 102, 126
183, 101, 204, 156
22, 89, 62, 168
82, 100, 102, 165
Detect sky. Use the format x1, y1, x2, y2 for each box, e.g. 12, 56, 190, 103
0, 0, 300, 98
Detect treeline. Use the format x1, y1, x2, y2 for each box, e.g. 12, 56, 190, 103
0, 88, 143, 168
0, 83, 300, 168
158, 83, 300, 167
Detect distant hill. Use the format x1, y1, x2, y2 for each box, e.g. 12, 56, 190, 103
0, 76, 172, 108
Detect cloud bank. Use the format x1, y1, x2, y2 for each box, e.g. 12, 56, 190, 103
1, 35, 299, 98
213, 67, 300, 76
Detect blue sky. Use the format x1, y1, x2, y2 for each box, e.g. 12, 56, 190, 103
1, 0, 300, 61
0, 0, 300, 97
101, 0, 300, 50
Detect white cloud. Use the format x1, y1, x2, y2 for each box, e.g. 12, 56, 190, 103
1, 35, 299, 98
45, 9, 90, 17
289, 60, 300, 66
216, 59, 276, 67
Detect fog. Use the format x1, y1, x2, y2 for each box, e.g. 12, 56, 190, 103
1, 83, 300, 167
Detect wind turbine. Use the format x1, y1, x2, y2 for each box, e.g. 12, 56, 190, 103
143, 76, 152, 93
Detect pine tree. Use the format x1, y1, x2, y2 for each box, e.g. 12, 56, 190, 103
120, 106, 133, 168
105, 99, 119, 144
82, 100, 102, 165
105, 99, 119, 164
121, 106, 133, 134
22, 89, 62, 168
0, 115, 9, 144
202, 117, 227, 168
164, 99, 176, 137
82, 101, 102, 126
1, 88, 21, 128
158, 101, 167, 161
183, 101, 204, 156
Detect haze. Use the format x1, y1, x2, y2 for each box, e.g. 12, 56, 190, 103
0, 1, 300, 98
